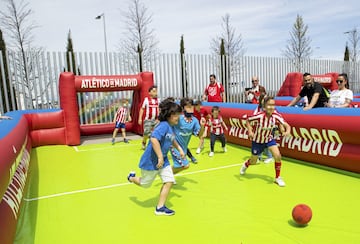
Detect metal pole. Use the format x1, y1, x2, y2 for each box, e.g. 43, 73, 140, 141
96, 13, 109, 74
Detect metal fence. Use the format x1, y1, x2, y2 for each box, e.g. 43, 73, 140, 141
1, 51, 360, 123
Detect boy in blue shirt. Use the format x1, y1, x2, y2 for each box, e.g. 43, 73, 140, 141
171, 98, 205, 174
127, 99, 184, 216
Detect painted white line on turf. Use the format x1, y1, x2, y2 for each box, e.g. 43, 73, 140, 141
23, 182, 132, 202
73, 143, 139, 152
23, 163, 242, 202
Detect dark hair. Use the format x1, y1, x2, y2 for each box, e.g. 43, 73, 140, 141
193, 100, 202, 106
338, 73, 349, 89
303, 72, 311, 77
159, 97, 175, 112
210, 74, 216, 79
211, 105, 220, 112
180, 98, 193, 109
148, 85, 158, 92
158, 99, 182, 122
263, 96, 275, 105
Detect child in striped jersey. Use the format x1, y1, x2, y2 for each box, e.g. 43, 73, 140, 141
112, 99, 132, 144
207, 106, 228, 157
240, 96, 291, 187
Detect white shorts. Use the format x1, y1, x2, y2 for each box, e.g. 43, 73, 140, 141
140, 165, 175, 188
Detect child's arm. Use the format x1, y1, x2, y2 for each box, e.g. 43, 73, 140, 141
150, 137, 164, 169
246, 119, 254, 140
138, 107, 144, 125
172, 140, 185, 159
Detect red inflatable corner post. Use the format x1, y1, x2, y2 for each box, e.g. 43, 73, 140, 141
59, 72, 81, 145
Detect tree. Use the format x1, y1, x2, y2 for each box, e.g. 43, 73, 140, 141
0, 0, 41, 109
118, 0, 159, 72
180, 35, 188, 97
65, 29, 80, 75
343, 43, 350, 75
210, 13, 245, 98
282, 14, 312, 71
344, 28, 360, 63
0, 28, 17, 112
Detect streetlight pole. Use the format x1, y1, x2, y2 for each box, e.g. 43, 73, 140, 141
95, 13, 109, 74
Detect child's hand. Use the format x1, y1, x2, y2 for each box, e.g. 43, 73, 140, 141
248, 131, 254, 140
156, 157, 164, 169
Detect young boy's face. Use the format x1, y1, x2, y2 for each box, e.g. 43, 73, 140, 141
212, 109, 219, 118
264, 99, 276, 115
168, 113, 181, 126
184, 104, 194, 113
149, 88, 158, 98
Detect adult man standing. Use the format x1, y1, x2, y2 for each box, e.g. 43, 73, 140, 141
202, 74, 226, 102
287, 72, 328, 111
245, 76, 266, 104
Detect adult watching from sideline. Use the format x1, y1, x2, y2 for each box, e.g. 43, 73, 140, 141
245, 76, 266, 104
325, 73, 353, 108
287, 72, 328, 111
202, 74, 226, 102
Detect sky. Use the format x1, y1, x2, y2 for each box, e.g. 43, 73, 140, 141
1, 0, 360, 60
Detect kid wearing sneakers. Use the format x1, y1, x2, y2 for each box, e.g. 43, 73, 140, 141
112, 99, 131, 144
240, 96, 291, 187
138, 85, 160, 149
127, 99, 184, 216
171, 98, 205, 174
207, 106, 228, 157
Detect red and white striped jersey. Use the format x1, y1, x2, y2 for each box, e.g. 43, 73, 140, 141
247, 110, 286, 143
115, 107, 128, 123
141, 97, 160, 120
207, 116, 224, 135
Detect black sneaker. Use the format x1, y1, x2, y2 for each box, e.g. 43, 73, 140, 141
124, 138, 129, 143
155, 205, 175, 216
191, 156, 198, 164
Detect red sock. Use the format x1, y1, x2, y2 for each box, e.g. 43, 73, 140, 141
245, 159, 251, 167
275, 162, 281, 178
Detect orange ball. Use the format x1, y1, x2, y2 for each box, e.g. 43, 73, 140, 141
292, 204, 312, 225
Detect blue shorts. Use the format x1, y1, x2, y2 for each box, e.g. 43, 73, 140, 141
171, 147, 189, 168
115, 122, 126, 129
251, 139, 276, 156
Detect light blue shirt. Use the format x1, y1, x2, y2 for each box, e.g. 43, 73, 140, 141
173, 115, 200, 154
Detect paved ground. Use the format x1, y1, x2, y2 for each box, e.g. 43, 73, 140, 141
80, 133, 142, 145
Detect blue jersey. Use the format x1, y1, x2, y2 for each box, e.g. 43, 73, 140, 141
173, 115, 201, 153
171, 115, 200, 168
139, 121, 175, 170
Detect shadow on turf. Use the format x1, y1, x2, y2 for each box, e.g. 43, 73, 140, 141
129, 191, 181, 209
234, 173, 275, 185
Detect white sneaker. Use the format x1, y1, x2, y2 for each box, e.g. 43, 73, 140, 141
264, 158, 273, 164
222, 147, 227, 152
209, 152, 214, 157
240, 163, 247, 175
196, 148, 201, 154
275, 177, 286, 187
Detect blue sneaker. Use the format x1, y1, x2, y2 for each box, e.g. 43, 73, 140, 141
127, 171, 135, 182
155, 205, 175, 216
124, 138, 129, 143
111, 138, 115, 145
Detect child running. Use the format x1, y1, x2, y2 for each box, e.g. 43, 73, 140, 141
171, 98, 205, 174
240, 96, 291, 187
112, 98, 131, 144
138, 85, 160, 149
207, 106, 228, 157
194, 100, 209, 154
127, 99, 184, 216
